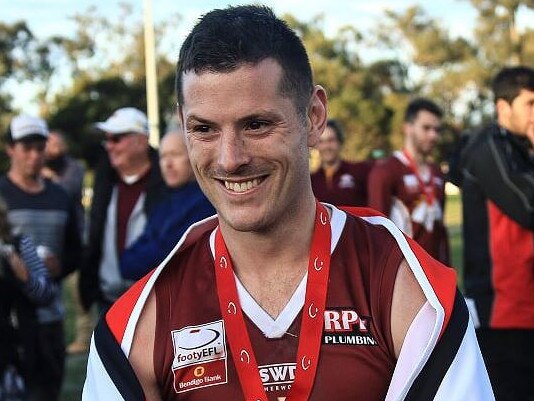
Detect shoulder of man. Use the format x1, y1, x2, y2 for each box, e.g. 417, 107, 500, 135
43, 178, 70, 201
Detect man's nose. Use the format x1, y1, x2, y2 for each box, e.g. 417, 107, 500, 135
217, 132, 250, 173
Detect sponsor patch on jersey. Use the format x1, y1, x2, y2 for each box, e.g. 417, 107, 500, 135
171, 320, 227, 393
433, 176, 444, 187
322, 308, 378, 346
259, 363, 296, 394
402, 174, 419, 191
338, 174, 356, 189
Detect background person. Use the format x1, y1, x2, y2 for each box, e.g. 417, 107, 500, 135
119, 130, 214, 280
311, 119, 372, 206
453, 66, 534, 401
368, 98, 449, 265
42, 129, 92, 355
0, 194, 55, 399
79, 107, 165, 314
0, 115, 82, 401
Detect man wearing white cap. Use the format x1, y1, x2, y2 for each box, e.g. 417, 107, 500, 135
79, 107, 165, 314
0, 115, 82, 401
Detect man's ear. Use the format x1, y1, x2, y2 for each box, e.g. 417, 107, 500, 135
5, 143, 14, 158
496, 98, 511, 128
307, 85, 328, 147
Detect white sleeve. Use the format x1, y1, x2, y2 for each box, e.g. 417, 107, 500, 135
433, 318, 494, 400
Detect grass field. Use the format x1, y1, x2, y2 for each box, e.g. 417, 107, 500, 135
59, 194, 464, 400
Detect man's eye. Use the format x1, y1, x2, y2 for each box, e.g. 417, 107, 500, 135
246, 120, 268, 130
191, 125, 211, 133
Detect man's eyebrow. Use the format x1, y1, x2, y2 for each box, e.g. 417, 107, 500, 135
184, 115, 215, 125
237, 111, 281, 123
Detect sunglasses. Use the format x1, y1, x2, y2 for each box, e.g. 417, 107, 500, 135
102, 133, 133, 145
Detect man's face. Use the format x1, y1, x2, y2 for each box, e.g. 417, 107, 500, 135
405, 110, 441, 157
45, 132, 65, 160
180, 58, 322, 233
159, 133, 193, 188
7, 139, 47, 179
500, 89, 534, 137
317, 126, 342, 166
103, 132, 147, 173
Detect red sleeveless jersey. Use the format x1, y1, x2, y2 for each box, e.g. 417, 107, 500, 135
153, 212, 402, 400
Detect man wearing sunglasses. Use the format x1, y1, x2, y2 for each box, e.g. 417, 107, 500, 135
79, 107, 165, 316
0, 115, 82, 401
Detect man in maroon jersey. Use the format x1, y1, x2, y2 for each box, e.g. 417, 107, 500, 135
82, 6, 491, 401
368, 98, 450, 265
311, 119, 372, 206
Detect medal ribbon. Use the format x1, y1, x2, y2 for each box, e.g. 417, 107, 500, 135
402, 149, 436, 205
214, 201, 331, 401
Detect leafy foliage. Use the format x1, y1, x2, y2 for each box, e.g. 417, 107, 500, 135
1, 2, 533, 170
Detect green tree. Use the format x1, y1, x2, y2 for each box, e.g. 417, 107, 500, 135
0, 21, 39, 172
41, 3, 182, 163
286, 14, 397, 160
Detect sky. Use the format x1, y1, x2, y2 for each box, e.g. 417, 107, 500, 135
2, 0, 533, 113
3, 0, 482, 42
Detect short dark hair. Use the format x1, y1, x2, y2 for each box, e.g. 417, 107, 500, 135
326, 119, 344, 144
176, 5, 313, 117
5, 126, 15, 145
404, 98, 443, 123
492, 66, 534, 104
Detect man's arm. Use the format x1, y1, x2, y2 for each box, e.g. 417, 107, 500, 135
390, 259, 426, 358
367, 162, 395, 215
129, 289, 162, 401
60, 197, 83, 279
467, 134, 534, 229
388, 256, 494, 400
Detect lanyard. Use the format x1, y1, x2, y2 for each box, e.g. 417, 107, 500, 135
402, 149, 436, 205
214, 202, 332, 401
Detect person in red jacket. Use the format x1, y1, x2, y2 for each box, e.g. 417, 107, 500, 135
454, 66, 534, 401
311, 119, 372, 206
368, 98, 449, 265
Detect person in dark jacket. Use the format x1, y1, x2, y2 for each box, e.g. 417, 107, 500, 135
0, 194, 55, 398
454, 66, 534, 401
79, 107, 165, 314
119, 130, 215, 280
1, 114, 82, 401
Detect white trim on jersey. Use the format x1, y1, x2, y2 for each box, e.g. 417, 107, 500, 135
433, 318, 494, 400
82, 336, 125, 401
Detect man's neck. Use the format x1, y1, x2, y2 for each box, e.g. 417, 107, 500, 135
322, 159, 341, 172
117, 157, 151, 181
497, 119, 534, 146
404, 144, 426, 168
7, 170, 44, 193
218, 195, 318, 318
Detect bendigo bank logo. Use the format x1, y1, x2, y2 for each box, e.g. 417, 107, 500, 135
322, 308, 377, 346
171, 320, 228, 393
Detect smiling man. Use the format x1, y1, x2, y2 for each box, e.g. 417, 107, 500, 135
83, 6, 492, 401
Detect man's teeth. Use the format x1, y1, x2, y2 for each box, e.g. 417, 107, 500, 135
224, 179, 260, 193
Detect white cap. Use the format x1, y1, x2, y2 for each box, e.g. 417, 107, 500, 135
10, 115, 49, 141
95, 107, 149, 135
